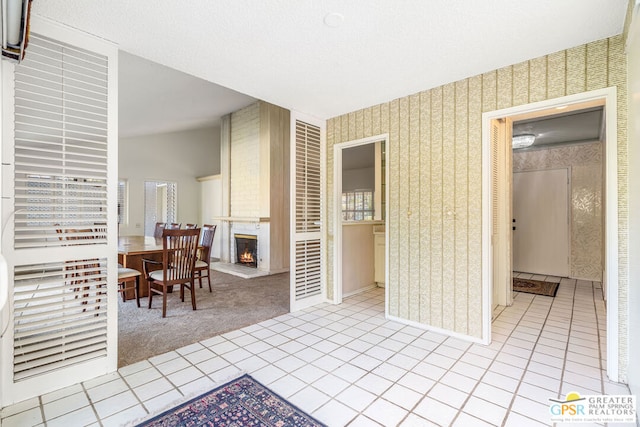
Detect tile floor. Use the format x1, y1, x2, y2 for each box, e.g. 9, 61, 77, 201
0, 278, 632, 427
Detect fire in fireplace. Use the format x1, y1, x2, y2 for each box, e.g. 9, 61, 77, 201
234, 234, 257, 268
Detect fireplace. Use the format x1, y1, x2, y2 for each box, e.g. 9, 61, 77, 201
234, 234, 257, 268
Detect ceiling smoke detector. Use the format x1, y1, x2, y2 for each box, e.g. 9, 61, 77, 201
323, 12, 344, 28
512, 134, 536, 149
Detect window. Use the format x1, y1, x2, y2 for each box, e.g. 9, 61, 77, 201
117, 179, 127, 225
342, 190, 374, 221
144, 181, 177, 236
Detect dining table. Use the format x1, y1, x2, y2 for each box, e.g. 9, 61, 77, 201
118, 235, 164, 298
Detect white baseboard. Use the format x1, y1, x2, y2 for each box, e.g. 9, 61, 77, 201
386, 314, 488, 345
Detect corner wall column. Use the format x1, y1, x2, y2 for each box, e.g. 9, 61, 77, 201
220, 114, 231, 263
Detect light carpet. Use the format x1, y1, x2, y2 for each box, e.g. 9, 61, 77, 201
118, 271, 289, 367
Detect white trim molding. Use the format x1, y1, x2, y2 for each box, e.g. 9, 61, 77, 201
332, 134, 389, 311
481, 87, 619, 381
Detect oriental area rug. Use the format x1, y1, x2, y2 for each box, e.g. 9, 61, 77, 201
513, 277, 559, 297
136, 374, 326, 427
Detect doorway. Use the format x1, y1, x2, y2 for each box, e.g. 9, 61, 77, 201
333, 134, 389, 306
482, 87, 619, 381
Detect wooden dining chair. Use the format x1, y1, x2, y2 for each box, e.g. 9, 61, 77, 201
142, 228, 200, 317
195, 224, 217, 292
117, 267, 141, 307
184, 223, 198, 229
166, 223, 181, 230
153, 222, 166, 238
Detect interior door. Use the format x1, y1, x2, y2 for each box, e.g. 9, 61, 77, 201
491, 118, 513, 309
290, 115, 325, 311
513, 168, 569, 277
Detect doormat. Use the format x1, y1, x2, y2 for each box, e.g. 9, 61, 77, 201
135, 374, 327, 427
513, 277, 559, 297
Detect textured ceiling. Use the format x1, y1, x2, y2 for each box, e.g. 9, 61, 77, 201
34, 0, 628, 122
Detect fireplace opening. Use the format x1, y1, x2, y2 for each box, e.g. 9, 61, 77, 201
234, 234, 257, 268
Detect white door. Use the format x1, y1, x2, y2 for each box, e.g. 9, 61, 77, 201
513, 169, 569, 277
290, 115, 325, 311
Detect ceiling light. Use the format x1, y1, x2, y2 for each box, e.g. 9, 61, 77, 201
512, 134, 536, 149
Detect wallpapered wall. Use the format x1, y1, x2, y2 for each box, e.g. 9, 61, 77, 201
513, 143, 603, 281
326, 35, 628, 375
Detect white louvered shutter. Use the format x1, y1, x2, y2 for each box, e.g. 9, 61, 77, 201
290, 115, 325, 311
1, 18, 117, 405
490, 119, 512, 309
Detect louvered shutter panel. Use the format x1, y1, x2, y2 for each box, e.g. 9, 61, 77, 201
166, 182, 177, 223
1, 17, 117, 406
13, 34, 108, 248
117, 180, 126, 224
290, 116, 325, 311
490, 119, 512, 308
491, 120, 501, 246
13, 259, 108, 381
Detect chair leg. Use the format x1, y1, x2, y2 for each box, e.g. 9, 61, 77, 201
198, 271, 203, 288
190, 280, 196, 311
135, 276, 140, 308
162, 290, 167, 318
120, 282, 126, 302
148, 282, 153, 309
206, 270, 212, 293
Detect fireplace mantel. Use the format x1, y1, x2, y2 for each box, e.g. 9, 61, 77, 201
213, 216, 270, 223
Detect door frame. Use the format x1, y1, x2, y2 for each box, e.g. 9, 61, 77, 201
482, 87, 619, 381
332, 134, 389, 306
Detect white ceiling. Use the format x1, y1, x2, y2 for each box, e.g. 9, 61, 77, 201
33, 0, 628, 135
118, 52, 255, 138
343, 144, 375, 170
513, 107, 604, 150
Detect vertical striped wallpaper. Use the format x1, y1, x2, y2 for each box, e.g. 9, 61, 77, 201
325, 35, 628, 375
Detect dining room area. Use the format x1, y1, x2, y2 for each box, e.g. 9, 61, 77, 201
114, 54, 294, 367
116, 216, 289, 368
118, 118, 289, 366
